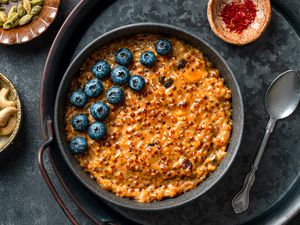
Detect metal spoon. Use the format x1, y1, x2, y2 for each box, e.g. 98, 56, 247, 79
232, 70, 300, 214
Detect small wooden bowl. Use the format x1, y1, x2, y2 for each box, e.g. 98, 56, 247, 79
0, 73, 22, 153
0, 0, 60, 45
207, 0, 271, 45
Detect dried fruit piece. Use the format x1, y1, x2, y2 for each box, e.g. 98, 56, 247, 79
176, 59, 187, 69
19, 14, 32, 26
23, 0, 31, 14
159, 75, 166, 84
159, 75, 174, 89
17, 3, 26, 17
30, 5, 42, 16
181, 159, 193, 171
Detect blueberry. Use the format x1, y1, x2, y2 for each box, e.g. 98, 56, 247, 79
155, 39, 172, 55
84, 79, 104, 97
90, 101, 110, 121
106, 86, 125, 105
140, 51, 156, 67
87, 121, 107, 140
70, 90, 88, 108
129, 75, 146, 92
70, 136, 87, 154
115, 48, 133, 66
71, 114, 89, 132
111, 66, 130, 85
91, 60, 111, 79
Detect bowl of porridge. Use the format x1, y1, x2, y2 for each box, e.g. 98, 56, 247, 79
54, 23, 244, 210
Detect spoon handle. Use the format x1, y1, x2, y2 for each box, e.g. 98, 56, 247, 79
232, 118, 276, 214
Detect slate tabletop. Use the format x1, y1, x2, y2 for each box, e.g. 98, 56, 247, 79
0, 0, 299, 225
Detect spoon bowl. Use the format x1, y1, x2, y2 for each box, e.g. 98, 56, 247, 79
265, 70, 300, 119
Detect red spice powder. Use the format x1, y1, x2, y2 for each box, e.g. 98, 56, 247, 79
221, 0, 257, 34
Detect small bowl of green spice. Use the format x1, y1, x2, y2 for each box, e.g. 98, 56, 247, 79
0, 0, 60, 45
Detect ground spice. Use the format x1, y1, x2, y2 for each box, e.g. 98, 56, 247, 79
220, 0, 257, 34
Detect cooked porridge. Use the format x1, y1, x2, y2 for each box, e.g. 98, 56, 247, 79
65, 34, 232, 203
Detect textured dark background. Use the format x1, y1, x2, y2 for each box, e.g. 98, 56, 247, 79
0, 0, 299, 224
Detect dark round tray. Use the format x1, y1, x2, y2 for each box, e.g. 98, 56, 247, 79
39, 0, 300, 224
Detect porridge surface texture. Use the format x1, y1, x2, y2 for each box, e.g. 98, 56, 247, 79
65, 34, 232, 203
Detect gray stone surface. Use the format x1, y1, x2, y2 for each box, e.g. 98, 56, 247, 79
0, 0, 299, 225
0, 1, 83, 225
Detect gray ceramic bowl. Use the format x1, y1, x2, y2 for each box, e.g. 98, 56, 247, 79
54, 23, 244, 211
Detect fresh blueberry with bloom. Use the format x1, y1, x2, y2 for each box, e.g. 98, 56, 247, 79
90, 101, 110, 121
115, 48, 133, 66
155, 39, 172, 55
87, 121, 107, 140
70, 90, 88, 108
129, 75, 146, 92
140, 51, 156, 67
91, 59, 111, 79
71, 114, 89, 132
70, 136, 87, 154
111, 66, 130, 85
84, 79, 104, 97
106, 86, 125, 105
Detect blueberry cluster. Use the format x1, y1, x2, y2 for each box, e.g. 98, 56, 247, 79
69, 39, 172, 154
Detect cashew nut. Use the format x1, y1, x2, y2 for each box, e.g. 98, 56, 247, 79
0, 107, 17, 126
0, 116, 17, 135
0, 88, 16, 109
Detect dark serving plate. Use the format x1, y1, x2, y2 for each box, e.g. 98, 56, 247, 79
54, 23, 244, 211
39, 0, 300, 224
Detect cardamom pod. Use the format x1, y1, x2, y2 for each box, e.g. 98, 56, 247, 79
0, 11, 7, 22
3, 20, 12, 30
30, 5, 41, 16
23, 0, 31, 14
12, 18, 19, 28
30, 0, 44, 7
17, 3, 26, 17
19, 14, 32, 26
7, 5, 17, 19
0, 0, 8, 4
0, 12, 6, 26
7, 12, 18, 22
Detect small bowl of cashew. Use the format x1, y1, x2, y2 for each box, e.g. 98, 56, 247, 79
0, 73, 21, 153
